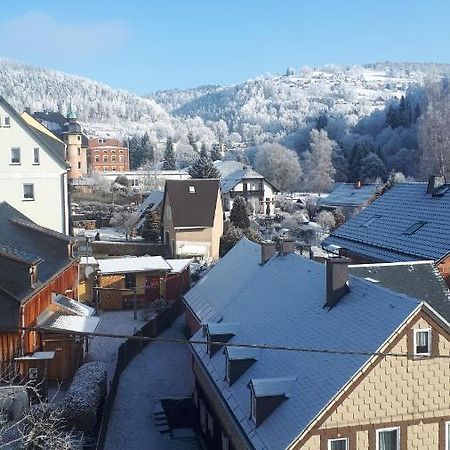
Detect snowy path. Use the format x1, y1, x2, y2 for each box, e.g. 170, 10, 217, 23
104, 316, 196, 450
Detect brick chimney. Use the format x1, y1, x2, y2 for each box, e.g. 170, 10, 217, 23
427, 175, 446, 196
280, 239, 296, 255
325, 257, 351, 308
261, 241, 276, 265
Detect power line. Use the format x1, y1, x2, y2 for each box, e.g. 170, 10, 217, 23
13, 325, 450, 359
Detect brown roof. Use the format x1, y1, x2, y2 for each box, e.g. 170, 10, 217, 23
164, 179, 220, 228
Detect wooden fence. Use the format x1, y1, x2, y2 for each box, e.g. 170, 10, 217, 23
95, 299, 184, 450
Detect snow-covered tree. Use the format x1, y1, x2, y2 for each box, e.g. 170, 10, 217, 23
163, 137, 176, 170
359, 152, 387, 182
253, 143, 302, 192
230, 196, 250, 229
302, 129, 336, 193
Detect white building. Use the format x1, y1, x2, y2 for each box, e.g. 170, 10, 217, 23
215, 161, 278, 216
0, 97, 69, 234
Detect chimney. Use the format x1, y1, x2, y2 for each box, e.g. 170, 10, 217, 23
427, 175, 446, 195
280, 239, 296, 255
261, 241, 276, 265
325, 257, 351, 308
355, 180, 362, 189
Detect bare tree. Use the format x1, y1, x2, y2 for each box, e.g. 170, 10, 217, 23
110, 210, 139, 240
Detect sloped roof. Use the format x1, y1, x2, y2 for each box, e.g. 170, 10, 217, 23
184, 238, 261, 323
319, 182, 381, 208
220, 168, 266, 194
323, 183, 450, 262
97, 255, 172, 275
349, 261, 450, 322
0, 97, 66, 168
135, 190, 164, 229
164, 179, 220, 228
190, 253, 420, 450
214, 160, 247, 177
0, 202, 73, 313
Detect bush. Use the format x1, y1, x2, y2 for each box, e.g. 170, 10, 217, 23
152, 298, 170, 314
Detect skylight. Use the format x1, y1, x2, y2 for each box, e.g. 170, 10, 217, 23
189, 186, 196, 193
403, 221, 427, 236
361, 215, 381, 227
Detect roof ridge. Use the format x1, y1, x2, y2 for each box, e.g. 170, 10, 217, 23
10, 218, 73, 243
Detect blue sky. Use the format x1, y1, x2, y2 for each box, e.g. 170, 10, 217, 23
1, 0, 449, 94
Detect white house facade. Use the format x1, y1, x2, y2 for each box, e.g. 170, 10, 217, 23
0, 97, 69, 234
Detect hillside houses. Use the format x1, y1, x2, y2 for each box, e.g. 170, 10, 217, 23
323, 178, 450, 285
187, 240, 450, 450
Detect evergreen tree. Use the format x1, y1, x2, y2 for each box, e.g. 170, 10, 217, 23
140, 211, 161, 242
331, 144, 348, 182
359, 152, 387, 182
187, 132, 198, 153
347, 142, 371, 182
188, 151, 220, 179
230, 196, 250, 229
211, 143, 222, 161
141, 132, 154, 162
163, 137, 176, 170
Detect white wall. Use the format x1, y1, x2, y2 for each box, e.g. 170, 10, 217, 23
0, 103, 68, 233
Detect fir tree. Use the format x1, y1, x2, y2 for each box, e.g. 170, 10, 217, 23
211, 143, 222, 161
230, 196, 250, 229
140, 211, 161, 242
187, 132, 198, 153
163, 137, 176, 170
188, 145, 220, 179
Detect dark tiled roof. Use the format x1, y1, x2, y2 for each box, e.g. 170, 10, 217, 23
350, 261, 450, 322
324, 183, 450, 262
319, 182, 381, 208
0, 202, 74, 307
164, 179, 220, 228
190, 252, 420, 450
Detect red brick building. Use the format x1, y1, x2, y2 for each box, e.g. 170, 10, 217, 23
87, 138, 130, 173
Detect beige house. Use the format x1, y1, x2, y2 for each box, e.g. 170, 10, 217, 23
188, 248, 450, 450
162, 179, 223, 262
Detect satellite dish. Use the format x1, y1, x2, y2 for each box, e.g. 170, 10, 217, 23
84, 266, 95, 278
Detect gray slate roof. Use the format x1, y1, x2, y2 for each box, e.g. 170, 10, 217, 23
319, 182, 381, 208
0, 202, 74, 328
164, 179, 220, 228
184, 238, 261, 323
214, 160, 248, 177
349, 261, 450, 322
135, 190, 164, 229
323, 183, 450, 262
190, 252, 421, 450
220, 168, 266, 194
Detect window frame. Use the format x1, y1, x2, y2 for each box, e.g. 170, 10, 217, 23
376, 426, 400, 450
445, 421, 450, 450
22, 183, 35, 201
10, 147, 21, 165
3, 116, 11, 127
328, 437, 349, 450
413, 328, 432, 356
33, 147, 40, 165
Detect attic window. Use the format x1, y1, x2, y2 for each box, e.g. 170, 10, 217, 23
225, 347, 257, 385
361, 215, 381, 227
205, 323, 238, 356
189, 186, 196, 194
414, 329, 431, 356
328, 438, 349, 450
403, 221, 427, 235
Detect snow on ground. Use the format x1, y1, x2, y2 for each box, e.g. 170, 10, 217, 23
86, 310, 153, 382
104, 316, 196, 450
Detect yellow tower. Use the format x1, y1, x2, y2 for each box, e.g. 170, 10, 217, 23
63, 110, 88, 179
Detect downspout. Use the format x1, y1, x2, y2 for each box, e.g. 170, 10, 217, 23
20, 306, 25, 356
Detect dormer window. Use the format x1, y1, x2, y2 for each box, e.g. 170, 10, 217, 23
225, 347, 257, 385
205, 323, 238, 356
414, 328, 431, 356
248, 377, 296, 427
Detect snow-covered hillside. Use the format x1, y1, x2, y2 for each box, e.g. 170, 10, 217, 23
0, 58, 448, 147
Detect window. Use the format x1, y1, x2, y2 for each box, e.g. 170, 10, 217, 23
103, 167, 108, 171
23, 184, 35, 201
77, 135, 81, 141
221, 433, 229, 450
361, 215, 381, 227
376, 427, 399, 450
119, 155, 124, 162
446, 421, 450, 450
403, 221, 427, 235
328, 438, 348, 450
207, 411, 214, 437
95, 155, 100, 163
112, 166, 116, 171
77, 147, 81, 156
10, 147, 21, 164
125, 273, 136, 290
33, 148, 40, 165
111, 155, 116, 162
189, 186, 196, 193
414, 329, 431, 356
77, 161, 81, 169
103, 155, 108, 162
3, 116, 11, 127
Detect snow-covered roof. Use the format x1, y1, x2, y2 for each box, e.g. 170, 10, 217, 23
53, 294, 96, 317
42, 312, 100, 334
323, 182, 450, 262
184, 238, 262, 324
220, 168, 266, 194
135, 190, 164, 229
250, 377, 296, 397
97, 256, 172, 274
319, 182, 381, 208
166, 258, 192, 273
190, 253, 421, 450
79, 256, 98, 266
214, 160, 247, 177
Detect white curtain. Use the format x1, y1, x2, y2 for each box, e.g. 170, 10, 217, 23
417, 331, 428, 348
379, 430, 397, 450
